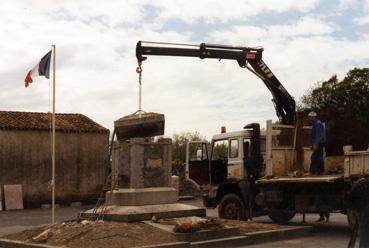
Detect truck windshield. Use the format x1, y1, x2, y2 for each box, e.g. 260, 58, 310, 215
212, 140, 228, 160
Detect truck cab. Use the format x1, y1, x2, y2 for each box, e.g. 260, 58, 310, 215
186, 129, 266, 183
186, 124, 267, 220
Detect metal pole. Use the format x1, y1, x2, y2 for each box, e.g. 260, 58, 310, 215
51, 44, 56, 224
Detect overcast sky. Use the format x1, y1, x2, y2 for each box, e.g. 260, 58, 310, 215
1, 0, 369, 139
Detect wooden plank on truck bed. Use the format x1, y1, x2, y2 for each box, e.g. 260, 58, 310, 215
256, 174, 343, 184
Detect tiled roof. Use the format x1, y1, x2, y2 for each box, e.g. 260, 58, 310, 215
0, 111, 109, 133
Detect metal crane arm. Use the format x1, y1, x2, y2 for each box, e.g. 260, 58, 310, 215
136, 41, 296, 124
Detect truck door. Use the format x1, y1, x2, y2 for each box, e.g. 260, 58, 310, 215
243, 138, 251, 175
186, 141, 210, 188
227, 138, 244, 178
211, 139, 229, 184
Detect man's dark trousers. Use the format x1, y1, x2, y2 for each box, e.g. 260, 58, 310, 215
310, 142, 324, 175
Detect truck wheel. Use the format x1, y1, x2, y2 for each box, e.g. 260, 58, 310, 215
268, 210, 295, 224
218, 193, 245, 220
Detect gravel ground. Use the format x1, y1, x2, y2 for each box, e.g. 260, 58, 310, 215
2, 217, 291, 248
3, 220, 179, 248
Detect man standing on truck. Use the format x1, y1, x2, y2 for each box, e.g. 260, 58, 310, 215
308, 111, 326, 175
308, 111, 329, 222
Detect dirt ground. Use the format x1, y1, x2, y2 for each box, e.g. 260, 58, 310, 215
2, 219, 288, 248
3, 221, 178, 248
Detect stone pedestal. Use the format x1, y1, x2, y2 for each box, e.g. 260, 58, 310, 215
81, 203, 206, 222
106, 187, 178, 206
108, 136, 179, 206
112, 137, 173, 189
81, 126, 205, 222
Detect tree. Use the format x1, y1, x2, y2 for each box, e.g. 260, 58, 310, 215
299, 67, 369, 155
172, 131, 206, 172
300, 68, 369, 125
212, 141, 228, 160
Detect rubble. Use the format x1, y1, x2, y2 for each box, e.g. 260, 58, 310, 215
32, 229, 53, 242
2, 219, 289, 248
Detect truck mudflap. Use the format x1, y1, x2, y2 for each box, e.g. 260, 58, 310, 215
202, 194, 217, 208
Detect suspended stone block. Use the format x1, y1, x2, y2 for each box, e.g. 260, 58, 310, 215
114, 112, 165, 140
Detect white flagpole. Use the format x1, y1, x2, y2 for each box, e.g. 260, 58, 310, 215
51, 44, 56, 224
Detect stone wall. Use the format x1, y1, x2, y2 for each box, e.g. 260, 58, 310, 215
0, 130, 109, 207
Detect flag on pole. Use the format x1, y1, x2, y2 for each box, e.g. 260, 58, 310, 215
24, 45, 57, 224
24, 50, 52, 87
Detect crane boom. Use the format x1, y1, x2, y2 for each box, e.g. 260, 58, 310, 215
136, 41, 296, 124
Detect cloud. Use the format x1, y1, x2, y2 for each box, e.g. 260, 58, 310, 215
149, 0, 320, 24
209, 16, 337, 42
354, 0, 369, 25
339, 0, 369, 25
208, 19, 369, 99
355, 15, 369, 24
0, 0, 369, 139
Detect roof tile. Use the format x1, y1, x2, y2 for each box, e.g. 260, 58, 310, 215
0, 111, 109, 133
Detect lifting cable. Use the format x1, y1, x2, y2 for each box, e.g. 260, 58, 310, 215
136, 62, 143, 118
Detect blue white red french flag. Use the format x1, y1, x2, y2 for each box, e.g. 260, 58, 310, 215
24, 50, 52, 87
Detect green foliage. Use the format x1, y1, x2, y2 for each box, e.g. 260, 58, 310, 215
172, 131, 206, 175
300, 68, 369, 125
212, 142, 228, 159
299, 67, 369, 155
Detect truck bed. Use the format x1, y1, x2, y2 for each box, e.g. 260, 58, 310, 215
256, 174, 343, 184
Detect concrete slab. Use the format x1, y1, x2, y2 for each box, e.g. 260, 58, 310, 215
190, 236, 249, 248
81, 203, 206, 222
0, 238, 60, 248
140, 241, 190, 248
145, 220, 240, 242
244, 226, 312, 244
137, 226, 313, 248
178, 196, 195, 201
3, 185, 23, 210
106, 187, 178, 206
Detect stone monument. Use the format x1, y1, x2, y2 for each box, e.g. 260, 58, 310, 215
107, 137, 178, 206
81, 113, 205, 222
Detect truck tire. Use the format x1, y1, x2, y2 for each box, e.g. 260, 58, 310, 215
268, 209, 295, 224
218, 193, 245, 220
346, 178, 369, 230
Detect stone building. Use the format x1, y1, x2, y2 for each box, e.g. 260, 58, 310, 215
0, 111, 109, 207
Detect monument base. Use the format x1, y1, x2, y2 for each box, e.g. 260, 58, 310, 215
106, 187, 178, 206
81, 203, 206, 222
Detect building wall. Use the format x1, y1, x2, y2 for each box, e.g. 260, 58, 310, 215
0, 130, 109, 206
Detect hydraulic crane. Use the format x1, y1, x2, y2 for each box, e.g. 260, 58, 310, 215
136, 41, 296, 125
135, 40, 298, 221
134, 41, 369, 227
